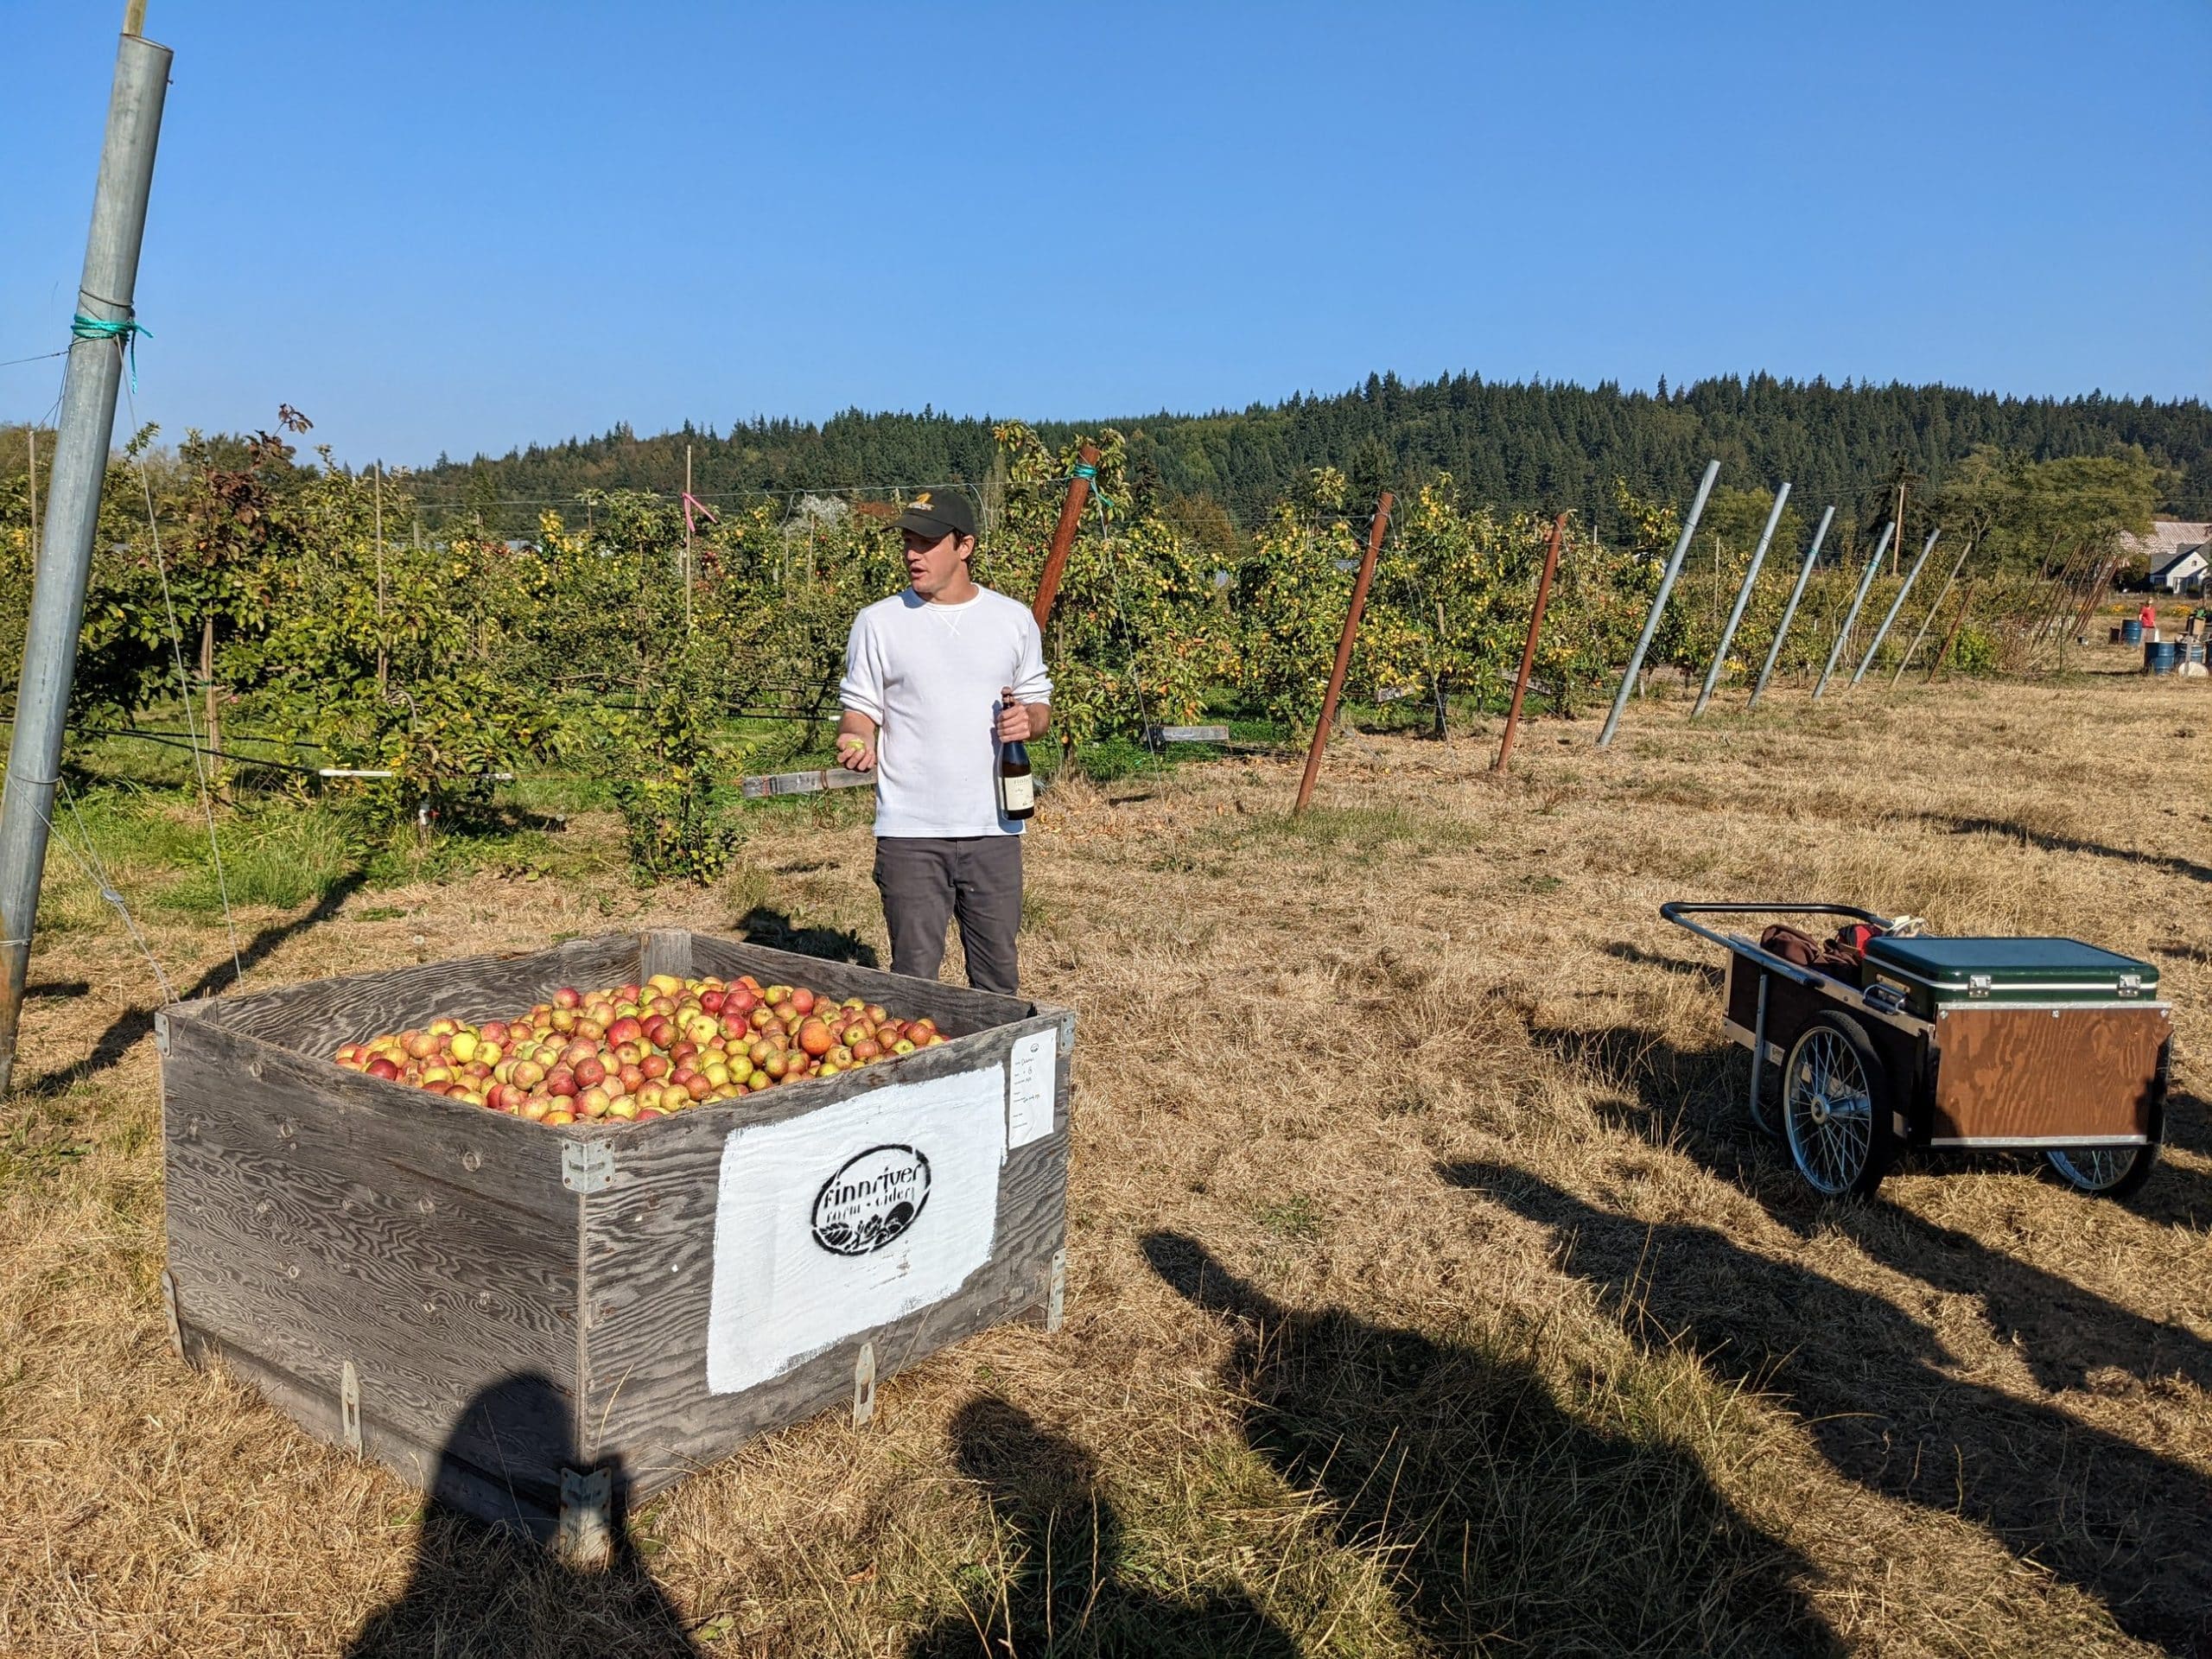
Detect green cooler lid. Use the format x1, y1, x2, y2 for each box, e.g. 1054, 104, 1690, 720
1863, 934, 2158, 991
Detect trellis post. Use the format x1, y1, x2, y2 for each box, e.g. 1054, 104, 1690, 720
1598, 460, 1720, 748
1747, 505, 1834, 709
1692, 482, 1789, 716
1494, 512, 1567, 772
1294, 493, 1392, 813
0, 12, 171, 1096
1812, 522, 1893, 700
1852, 525, 1941, 683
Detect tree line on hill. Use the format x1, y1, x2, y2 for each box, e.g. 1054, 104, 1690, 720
401, 372, 2212, 540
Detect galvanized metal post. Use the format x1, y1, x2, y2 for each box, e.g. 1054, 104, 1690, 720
0, 21, 171, 1098
1493, 512, 1567, 772
1891, 538, 1974, 686
1597, 460, 1719, 748
1746, 505, 1834, 709
1031, 442, 1099, 634
1811, 522, 1893, 701
1294, 493, 1392, 813
1692, 482, 1790, 717
1852, 525, 1940, 684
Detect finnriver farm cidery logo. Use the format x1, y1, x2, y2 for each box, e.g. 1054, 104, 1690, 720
810, 1144, 931, 1255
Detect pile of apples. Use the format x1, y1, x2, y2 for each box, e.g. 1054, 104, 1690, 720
333, 971, 949, 1127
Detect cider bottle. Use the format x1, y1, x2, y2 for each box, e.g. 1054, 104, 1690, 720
998, 718, 1034, 822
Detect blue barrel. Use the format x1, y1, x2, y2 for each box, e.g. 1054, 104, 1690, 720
2145, 641, 2180, 675
2183, 639, 2208, 665
2121, 619, 2144, 645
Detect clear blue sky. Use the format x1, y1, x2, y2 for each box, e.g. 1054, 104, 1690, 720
3, 1, 2207, 470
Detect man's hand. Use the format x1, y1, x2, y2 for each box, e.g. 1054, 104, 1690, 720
836, 733, 876, 772
997, 689, 1033, 744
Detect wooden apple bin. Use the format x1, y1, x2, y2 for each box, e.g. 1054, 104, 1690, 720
157, 928, 1073, 1550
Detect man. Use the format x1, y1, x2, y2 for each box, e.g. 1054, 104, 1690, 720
836, 491, 1052, 995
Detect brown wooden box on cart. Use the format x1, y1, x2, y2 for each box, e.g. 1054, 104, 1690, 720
156, 928, 1073, 1548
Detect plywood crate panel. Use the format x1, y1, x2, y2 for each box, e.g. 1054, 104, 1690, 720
160, 929, 1073, 1540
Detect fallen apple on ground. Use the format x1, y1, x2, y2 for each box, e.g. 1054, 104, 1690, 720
333, 972, 952, 1126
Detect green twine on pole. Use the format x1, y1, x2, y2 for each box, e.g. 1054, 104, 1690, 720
71, 313, 150, 392
1068, 460, 1114, 515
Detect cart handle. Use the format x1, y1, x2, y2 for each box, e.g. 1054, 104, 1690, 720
1658, 900, 1896, 991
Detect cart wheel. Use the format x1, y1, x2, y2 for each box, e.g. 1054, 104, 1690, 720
2045, 1143, 2159, 1198
1780, 1012, 1894, 1199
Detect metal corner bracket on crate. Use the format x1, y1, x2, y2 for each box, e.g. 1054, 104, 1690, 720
561, 1139, 615, 1194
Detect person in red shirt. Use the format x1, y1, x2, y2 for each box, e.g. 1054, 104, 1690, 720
2139, 598, 2158, 635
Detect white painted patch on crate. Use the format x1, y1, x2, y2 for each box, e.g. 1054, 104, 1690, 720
1006, 1028, 1058, 1149
707, 1065, 1006, 1395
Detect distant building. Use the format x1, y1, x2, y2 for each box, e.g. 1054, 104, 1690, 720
2150, 544, 2208, 596
2121, 519, 2211, 594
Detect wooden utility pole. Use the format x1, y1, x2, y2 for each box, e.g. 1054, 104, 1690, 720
683, 443, 694, 634
1031, 442, 1099, 633
1494, 512, 1567, 772
1294, 493, 1392, 813
0, 10, 170, 1096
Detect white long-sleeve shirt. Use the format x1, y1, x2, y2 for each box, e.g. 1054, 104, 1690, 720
838, 587, 1053, 838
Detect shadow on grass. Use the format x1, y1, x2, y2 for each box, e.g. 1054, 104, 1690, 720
1445, 1160, 2212, 1656
347, 1371, 700, 1658
906, 1395, 1298, 1658
1599, 940, 1725, 986
1141, 1230, 1839, 1656
731, 906, 879, 969
1923, 813, 2212, 886
21, 871, 367, 1098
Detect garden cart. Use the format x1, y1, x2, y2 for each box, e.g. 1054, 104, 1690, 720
1661, 902, 2170, 1199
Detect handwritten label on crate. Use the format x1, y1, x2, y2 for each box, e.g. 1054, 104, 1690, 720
707, 1065, 1005, 1395
1006, 1027, 1057, 1149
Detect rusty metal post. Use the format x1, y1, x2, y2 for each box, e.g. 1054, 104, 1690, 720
1494, 512, 1567, 773
1294, 493, 1392, 814
1926, 580, 1977, 681
1030, 442, 1099, 633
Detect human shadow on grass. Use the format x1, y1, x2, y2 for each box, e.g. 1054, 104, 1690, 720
732, 905, 879, 968
347, 1371, 701, 1659
21, 870, 368, 1098
1140, 1231, 1839, 1657
1545, 1015, 2212, 1357
1446, 1161, 2212, 1656
1920, 813, 2212, 886
906, 1394, 1298, 1659
1599, 940, 1725, 986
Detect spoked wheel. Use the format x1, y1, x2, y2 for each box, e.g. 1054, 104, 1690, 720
2045, 1143, 2159, 1198
1781, 1012, 1894, 1198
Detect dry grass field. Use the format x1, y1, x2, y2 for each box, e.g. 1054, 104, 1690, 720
3, 652, 2209, 1657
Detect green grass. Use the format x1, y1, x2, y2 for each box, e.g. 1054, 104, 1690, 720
161, 806, 360, 915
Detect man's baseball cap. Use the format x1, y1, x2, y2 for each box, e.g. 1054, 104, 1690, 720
893, 489, 976, 543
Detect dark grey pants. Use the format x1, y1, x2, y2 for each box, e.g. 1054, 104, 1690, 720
873, 836, 1025, 995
